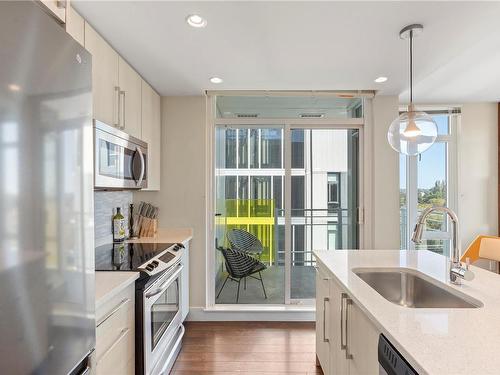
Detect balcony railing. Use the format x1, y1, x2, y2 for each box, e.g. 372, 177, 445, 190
275, 208, 357, 266
215, 199, 357, 267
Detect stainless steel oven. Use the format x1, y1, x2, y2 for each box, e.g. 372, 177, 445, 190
143, 262, 184, 375
94, 120, 148, 189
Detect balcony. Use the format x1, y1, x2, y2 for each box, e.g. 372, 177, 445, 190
215, 202, 357, 304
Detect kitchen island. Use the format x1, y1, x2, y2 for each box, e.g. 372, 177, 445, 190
314, 249, 500, 375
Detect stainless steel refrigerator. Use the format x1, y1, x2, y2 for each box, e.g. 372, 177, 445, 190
0, 2, 95, 374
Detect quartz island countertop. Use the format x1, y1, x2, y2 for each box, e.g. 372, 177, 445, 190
313, 249, 500, 375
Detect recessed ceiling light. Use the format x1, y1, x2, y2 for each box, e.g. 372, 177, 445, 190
186, 14, 207, 28
210, 77, 223, 84
374, 76, 388, 83
8, 83, 21, 92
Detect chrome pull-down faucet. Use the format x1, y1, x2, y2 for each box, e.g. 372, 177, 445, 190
411, 206, 474, 285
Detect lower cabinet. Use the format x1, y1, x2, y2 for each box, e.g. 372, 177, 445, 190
347, 300, 380, 375
316, 266, 331, 372
95, 282, 135, 375
316, 263, 379, 375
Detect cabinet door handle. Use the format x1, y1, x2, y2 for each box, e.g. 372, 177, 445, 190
340, 293, 347, 350
97, 328, 130, 363
119, 91, 126, 129
323, 297, 329, 343
114, 86, 120, 127
97, 298, 131, 327
345, 297, 354, 360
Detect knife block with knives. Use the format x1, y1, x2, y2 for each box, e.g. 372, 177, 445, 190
132, 201, 159, 238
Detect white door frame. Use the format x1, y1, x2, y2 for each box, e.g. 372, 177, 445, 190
205, 94, 372, 310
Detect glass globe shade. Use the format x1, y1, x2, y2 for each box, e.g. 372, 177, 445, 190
387, 109, 438, 155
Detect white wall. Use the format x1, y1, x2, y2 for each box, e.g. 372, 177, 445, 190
370, 96, 400, 249
135, 96, 498, 314
459, 103, 498, 268
135, 96, 207, 309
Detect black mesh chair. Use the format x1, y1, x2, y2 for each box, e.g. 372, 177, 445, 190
216, 246, 267, 303
227, 229, 264, 257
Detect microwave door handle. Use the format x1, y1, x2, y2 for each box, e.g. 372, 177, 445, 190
136, 146, 145, 186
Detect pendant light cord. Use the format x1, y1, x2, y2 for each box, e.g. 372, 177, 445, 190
409, 30, 413, 105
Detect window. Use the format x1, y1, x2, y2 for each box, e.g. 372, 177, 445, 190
251, 176, 271, 199
225, 129, 236, 168
327, 222, 340, 250
291, 129, 304, 169
327, 173, 340, 209
238, 129, 248, 168
260, 129, 282, 168
399, 110, 459, 256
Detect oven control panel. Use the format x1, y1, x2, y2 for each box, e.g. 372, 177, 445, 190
139, 243, 184, 276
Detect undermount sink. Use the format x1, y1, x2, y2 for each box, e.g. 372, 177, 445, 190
354, 268, 482, 308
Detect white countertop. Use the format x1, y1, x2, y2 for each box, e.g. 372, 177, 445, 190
313, 249, 500, 375
95, 227, 193, 307
95, 271, 139, 309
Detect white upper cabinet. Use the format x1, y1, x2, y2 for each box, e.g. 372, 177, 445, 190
79, 15, 162, 191
65, 6, 84, 46
118, 57, 142, 139
141, 80, 161, 191
39, 0, 66, 23
84, 22, 119, 126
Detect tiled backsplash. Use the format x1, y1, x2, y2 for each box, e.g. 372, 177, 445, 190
94, 191, 133, 247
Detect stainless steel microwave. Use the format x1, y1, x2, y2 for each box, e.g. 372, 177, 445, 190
94, 120, 148, 189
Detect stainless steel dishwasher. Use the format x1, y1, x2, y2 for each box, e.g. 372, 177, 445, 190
378, 334, 418, 375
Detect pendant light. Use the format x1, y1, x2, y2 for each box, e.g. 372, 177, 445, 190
387, 24, 437, 156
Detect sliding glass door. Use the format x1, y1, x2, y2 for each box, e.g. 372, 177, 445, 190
214, 125, 285, 304
211, 92, 364, 306
214, 125, 360, 305
286, 128, 359, 302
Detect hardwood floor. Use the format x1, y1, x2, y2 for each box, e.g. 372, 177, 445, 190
172, 322, 323, 375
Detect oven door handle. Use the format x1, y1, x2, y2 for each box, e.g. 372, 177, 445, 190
145, 264, 183, 299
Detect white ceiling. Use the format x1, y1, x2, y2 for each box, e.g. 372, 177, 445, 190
73, 1, 500, 103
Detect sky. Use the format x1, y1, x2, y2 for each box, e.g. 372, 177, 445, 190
400, 115, 448, 190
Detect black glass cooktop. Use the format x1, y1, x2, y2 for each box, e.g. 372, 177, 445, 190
95, 242, 175, 271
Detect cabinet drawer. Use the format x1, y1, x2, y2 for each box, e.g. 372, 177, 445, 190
96, 326, 134, 375
96, 285, 135, 364
96, 282, 135, 323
